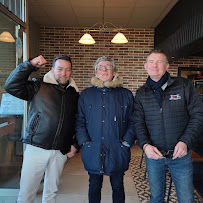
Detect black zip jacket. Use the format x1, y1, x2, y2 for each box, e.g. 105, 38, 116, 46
5, 60, 79, 154
135, 75, 203, 151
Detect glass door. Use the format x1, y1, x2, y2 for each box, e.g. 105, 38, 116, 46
0, 11, 25, 198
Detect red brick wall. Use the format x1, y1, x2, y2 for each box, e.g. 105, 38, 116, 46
39, 27, 203, 95
170, 57, 203, 70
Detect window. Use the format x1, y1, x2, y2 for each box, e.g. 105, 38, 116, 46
0, 11, 24, 192
0, 0, 25, 21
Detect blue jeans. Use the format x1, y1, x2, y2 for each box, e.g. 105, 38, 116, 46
88, 173, 125, 203
145, 151, 194, 203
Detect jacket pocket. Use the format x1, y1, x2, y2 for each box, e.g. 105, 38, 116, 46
108, 140, 131, 173
122, 105, 128, 120
30, 112, 42, 137
86, 104, 92, 126
81, 141, 101, 173
117, 104, 128, 140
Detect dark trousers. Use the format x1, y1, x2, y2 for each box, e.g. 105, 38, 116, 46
88, 173, 125, 203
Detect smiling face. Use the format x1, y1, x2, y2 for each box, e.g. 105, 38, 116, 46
51, 59, 72, 87
95, 61, 116, 82
145, 53, 169, 82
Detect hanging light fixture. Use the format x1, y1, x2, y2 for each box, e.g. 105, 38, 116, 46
79, 33, 96, 45
111, 32, 128, 44
79, 0, 128, 45
0, 31, 15, 42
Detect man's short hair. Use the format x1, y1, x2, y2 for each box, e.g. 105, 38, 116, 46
147, 49, 169, 64
94, 56, 117, 72
53, 55, 72, 68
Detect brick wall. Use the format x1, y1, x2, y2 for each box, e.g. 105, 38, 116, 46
39, 27, 154, 95
39, 27, 203, 95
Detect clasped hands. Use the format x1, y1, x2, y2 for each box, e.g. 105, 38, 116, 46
144, 141, 188, 160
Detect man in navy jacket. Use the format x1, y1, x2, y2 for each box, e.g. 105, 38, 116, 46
76, 56, 135, 203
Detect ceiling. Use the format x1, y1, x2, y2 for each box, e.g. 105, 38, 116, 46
29, 0, 179, 29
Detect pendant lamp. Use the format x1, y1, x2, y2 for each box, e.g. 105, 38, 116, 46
79, 0, 128, 45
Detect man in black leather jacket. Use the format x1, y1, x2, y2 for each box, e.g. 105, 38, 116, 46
135, 49, 203, 203
5, 55, 79, 203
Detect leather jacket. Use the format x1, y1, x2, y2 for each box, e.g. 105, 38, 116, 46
5, 60, 79, 154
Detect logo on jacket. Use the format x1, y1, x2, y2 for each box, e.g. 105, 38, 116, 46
169, 94, 181, 100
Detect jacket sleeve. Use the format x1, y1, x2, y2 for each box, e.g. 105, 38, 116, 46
134, 90, 152, 149
4, 60, 39, 101
122, 91, 136, 147
179, 80, 203, 149
72, 135, 80, 151
76, 91, 91, 146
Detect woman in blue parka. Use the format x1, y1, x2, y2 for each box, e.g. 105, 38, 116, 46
76, 56, 135, 203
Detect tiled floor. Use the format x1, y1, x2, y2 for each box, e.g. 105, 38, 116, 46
0, 144, 142, 203
36, 143, 141, 203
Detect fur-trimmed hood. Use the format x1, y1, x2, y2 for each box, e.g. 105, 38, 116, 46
90, 73, 123, 88
43, 70, 79, 92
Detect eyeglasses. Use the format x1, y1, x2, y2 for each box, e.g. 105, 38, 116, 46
97, 65, 113, 70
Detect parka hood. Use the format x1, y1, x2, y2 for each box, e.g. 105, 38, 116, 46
90, 73, 123, 88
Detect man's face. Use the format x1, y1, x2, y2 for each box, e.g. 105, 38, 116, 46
51, 59, 72, 86
95, 61, 115, 82
144, 53, 169, 82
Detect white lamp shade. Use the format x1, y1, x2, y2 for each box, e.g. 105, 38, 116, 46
79, 33, 95, 45
0, 31, 15, 42
111, 32, 128, 44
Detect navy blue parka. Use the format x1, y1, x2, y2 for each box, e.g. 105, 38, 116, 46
76, 76, 135, 175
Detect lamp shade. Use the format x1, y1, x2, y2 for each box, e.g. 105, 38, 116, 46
79, 33, 95, 45
0, 31, 15, 42
111, 32, 128, 44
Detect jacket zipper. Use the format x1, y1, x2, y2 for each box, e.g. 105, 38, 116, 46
52, 91, 65, 148
100, 91, 105, 174
160, 94, 167, 150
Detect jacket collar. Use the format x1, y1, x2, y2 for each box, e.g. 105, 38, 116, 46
166, 75, 176, 86
90, 73, 123, 88
43, 70, 79, 92
144, 73, 175, 90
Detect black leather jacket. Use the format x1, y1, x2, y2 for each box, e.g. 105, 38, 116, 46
5, 60, 79, 154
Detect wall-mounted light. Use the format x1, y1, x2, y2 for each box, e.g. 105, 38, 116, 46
0, 31, 15, 42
